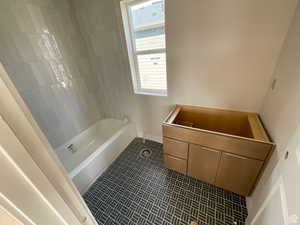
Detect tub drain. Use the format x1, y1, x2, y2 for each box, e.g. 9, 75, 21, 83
139, 148, 152, 158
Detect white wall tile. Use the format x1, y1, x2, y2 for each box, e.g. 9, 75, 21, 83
0, 0, 103, 149
72, 0, 138, 123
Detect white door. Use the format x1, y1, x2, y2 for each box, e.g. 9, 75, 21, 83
0, 62, 98, 225
0, 115, 81, 225
249, 124, 300, 225
251, 178, 288, 225
253, 190, 285, 225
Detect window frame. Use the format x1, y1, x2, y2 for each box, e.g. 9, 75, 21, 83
120, 0, 167, 96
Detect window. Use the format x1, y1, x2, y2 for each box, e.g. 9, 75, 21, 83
121, 0, 167, 96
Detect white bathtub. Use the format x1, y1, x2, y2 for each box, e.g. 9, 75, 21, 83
55, 118, 136, 194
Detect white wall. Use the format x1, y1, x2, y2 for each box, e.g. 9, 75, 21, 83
1, 0, 296, 147
247, 2, 300, 224
71, 0, 297, 141
136, 0, 297, 140
260, 6, 300, 152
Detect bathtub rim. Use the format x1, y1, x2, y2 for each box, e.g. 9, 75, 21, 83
69, 123, 130, 178
54, 118, 123, 155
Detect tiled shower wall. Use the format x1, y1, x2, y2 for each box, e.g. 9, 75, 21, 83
72, 0, 140, 123
0, 0, 102, 149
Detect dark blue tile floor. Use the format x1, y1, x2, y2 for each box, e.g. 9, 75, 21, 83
83, 138, 247, 225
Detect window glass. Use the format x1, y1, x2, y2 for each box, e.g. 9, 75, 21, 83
137, 53, 167, 90
121, 0, 167, 95
131, 0, 165, 29
134, 27, 165, 51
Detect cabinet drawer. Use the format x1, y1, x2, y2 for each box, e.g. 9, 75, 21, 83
163, 125, 271, 160
163, 137, 188, 159
215, 153, 263, 196
188, 144, 221, 184
164, 154, 187, 175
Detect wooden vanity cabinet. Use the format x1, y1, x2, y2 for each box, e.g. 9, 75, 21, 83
164, 154, 187, 175
162, 105, 275, 196
163, 137, 188, 159
215, 153, 263, 196
163, 137, 188, 175
188, 144, 221, 184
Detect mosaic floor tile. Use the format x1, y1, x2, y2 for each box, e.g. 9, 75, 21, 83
83, 138, 247, 225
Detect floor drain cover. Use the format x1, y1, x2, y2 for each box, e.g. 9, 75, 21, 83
139, 148, 152, 158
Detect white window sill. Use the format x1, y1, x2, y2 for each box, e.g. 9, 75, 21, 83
134, 90, 167, 97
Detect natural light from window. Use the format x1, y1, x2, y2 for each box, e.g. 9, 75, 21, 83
121, 0, 167, 96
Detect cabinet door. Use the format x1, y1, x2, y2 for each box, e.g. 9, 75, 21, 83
163, 137, 188, 159
164, 154, 187, 175
215, 153, 263, 196
188, 144, 221, 184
